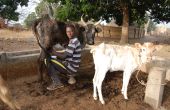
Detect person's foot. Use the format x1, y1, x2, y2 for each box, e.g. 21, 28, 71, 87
47, 83, 64, 91
68, 76, 76, 85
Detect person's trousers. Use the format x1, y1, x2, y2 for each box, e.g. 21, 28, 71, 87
46, 59, 74, 84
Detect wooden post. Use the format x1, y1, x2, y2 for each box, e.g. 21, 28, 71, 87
102, 25, 104, 37
0, 52, 8, 79
134, 27, 136, 39
137, 28, 140, 38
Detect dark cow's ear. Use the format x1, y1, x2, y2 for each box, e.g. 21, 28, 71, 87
80, 27, 85, 32
95, 27, 102, 33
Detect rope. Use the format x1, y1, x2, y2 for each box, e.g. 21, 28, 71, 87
136, 51, 167, 86
136, 67, 167, 86
135, 69, 147, 86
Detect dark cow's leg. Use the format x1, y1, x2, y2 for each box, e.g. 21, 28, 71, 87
38, 59, 44, 82
37, 50, 46, 82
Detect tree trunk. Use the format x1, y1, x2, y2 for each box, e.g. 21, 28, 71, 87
120, 5, 129, 44
144, 19, 150, 36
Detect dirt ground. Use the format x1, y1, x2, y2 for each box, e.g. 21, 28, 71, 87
0, 31, 170, 110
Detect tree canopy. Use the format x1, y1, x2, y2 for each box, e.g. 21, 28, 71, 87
43, 0, 170, 43
35, 1, 47, 18
0, 0, 29, 21
147, 20, 157, 33
46, 0, 169, 24
24, 12, 36, 28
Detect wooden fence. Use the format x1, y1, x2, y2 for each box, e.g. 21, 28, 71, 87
96, 25, 145, 39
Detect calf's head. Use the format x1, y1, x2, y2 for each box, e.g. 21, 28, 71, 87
135, 42, 162, 63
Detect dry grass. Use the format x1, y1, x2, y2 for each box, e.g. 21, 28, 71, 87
0, 29, 34, 39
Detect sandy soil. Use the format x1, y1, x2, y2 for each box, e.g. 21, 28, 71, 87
0, 68, 155, 110
1, 66, 170, 110
0, 37, 38, 52
0, 33, 170, 110
1, 35, 170, 52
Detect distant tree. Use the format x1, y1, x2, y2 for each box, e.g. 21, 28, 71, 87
46, 0, 170, 43
0, 0, 29, 21
147, 20, 157, 33
35, 1, 47, 18
13, 23, 22, 28
35, 0, 59, 19
24, 12, 37, 28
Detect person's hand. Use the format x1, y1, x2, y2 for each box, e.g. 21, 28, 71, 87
55, 50, 65, 53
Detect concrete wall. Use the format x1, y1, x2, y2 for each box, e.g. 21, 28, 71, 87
0, 50, 40, 79
0, 49, 93, 80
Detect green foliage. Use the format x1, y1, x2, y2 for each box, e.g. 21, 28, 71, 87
150, 0, 170, 23
46, 0, 170, 27
24, 12, 36, 28
0, 0, 29, 21
35, 1, 47, 18
147, 20, 157, 32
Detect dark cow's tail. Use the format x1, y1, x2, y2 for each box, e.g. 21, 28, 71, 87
32, 19, 41, 48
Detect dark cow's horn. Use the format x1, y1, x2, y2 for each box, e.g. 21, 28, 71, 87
94, 19, 102, 26
81, 15, 87, 26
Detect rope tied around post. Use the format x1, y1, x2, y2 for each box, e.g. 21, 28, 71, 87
136, 67, 167, 86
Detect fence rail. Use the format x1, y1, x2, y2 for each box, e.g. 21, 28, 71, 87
96, 25, 145, 39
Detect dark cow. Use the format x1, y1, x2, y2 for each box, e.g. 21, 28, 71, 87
32, 14, 101, 82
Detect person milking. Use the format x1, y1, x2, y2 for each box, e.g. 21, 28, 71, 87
46, 24, 82, 91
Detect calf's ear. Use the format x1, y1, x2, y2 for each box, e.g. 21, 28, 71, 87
90, 47, 96, 53
135, 43, 142, 48
153, 45, 163, 52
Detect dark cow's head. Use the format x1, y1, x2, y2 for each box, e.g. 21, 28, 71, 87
80, 16, 102, 45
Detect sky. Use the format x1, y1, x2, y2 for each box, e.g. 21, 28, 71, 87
12, 0, 40, 24
156, 22, 170, 28
14, 0, 170, 28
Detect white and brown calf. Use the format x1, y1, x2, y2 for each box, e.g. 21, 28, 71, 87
0, 75, 19, 110
90, 42, 161, 104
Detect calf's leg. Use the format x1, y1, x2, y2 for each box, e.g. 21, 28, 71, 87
96, 69, 108, 104
121, 71, 126, 95
93, 80, 97, 100
93, 66, 99, 100
122, 70, 134, 99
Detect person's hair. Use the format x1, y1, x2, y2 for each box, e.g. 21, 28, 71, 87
66, 24, 75, 32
